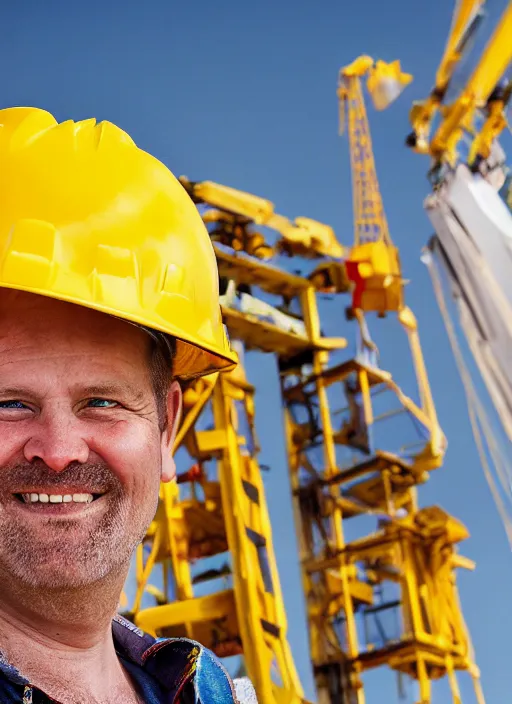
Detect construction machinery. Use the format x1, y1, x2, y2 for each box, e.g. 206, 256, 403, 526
114, 3, 512, 697
407, 0, 512, 176
118, 49, 487, 703
407, 0, 512, 547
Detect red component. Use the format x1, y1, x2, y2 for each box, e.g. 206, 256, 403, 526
177, 463, 203, 484
345, 259, 366, 309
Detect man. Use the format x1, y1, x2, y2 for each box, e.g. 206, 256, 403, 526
0, 107, 256, 703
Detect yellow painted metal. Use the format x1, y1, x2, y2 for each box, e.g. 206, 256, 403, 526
180, 177, 345, 260
408, 0, 512, 168
436, 0, 487, 89
407, 0, 485, 154
278, 323, 482, 702
262, 53, 484, 703
398, 307, 446, 473
338, 67, 392, 250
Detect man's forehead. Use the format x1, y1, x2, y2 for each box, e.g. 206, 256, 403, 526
0, 289, 108, 322
0, 290, 147, 346
0, 288, 67, 314
0, 290, 164, 392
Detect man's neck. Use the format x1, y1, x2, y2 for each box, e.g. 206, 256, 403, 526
0, 569, 140, 703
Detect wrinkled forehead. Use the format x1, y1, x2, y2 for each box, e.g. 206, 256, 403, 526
0, 289, 150, 360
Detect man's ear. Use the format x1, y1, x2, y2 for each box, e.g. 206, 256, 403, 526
161, 380, 182, 483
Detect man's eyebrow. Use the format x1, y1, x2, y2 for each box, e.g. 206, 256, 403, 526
0, 387, 34, 398
0, 384, 149, 403
77, 384, 148, 402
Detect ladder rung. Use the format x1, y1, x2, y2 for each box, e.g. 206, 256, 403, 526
283, 358, 392, 402
246, 527, 266, 548
261, 618, 281, 638
242, 479, 260, 505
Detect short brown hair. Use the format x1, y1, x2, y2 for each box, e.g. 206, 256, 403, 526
147, 335, 176, 431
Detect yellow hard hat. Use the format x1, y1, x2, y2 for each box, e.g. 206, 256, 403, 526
0, 107, 237, 380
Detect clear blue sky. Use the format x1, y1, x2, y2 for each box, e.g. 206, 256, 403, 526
1, 1, 511, 702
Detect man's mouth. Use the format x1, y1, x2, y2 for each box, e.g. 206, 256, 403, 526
9, 491, 107, 515
14, 492, 104, 504
3, 490, 107, 517
7, 490, 107, 517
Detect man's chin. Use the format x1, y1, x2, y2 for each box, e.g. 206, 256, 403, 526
0, 506, 153, 592
6, 556, 116, 590
0, 536, 133, 591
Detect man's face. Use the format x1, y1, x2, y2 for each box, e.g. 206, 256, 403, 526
0, 291, 179, 590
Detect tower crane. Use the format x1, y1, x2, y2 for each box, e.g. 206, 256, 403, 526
336, 56, 443, 470
275, 56, 483, 704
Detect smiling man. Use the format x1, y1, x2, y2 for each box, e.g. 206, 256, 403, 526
0, 107, 255, 703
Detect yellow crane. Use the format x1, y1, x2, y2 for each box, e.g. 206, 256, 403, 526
337, 55, 407, 317
276, 55, 483, 704
407, 0, 512, 172
336, 56, 443, 471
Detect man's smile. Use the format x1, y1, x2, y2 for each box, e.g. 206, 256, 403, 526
8, 490, 108, 516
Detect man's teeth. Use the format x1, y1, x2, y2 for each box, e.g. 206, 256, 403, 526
21, 493, 94, 504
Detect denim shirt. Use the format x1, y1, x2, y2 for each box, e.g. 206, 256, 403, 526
0, 614, 257, 703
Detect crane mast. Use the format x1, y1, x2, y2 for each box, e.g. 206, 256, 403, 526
338, 56, 393, 249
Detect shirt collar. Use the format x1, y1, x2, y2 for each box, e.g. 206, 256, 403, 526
0, 614, 241, 703
112, 614, 239, 701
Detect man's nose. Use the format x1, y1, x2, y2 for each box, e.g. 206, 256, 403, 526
23, 408, 90, 472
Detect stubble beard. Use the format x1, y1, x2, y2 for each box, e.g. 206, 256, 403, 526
0, 462, 160, 591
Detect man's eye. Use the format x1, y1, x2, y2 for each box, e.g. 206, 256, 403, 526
87, 399, 119, 409
0, 401, 28, 409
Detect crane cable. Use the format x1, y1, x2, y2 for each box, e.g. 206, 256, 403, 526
422, 245, 512, 549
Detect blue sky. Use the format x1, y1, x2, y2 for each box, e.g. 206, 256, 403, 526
2, 1, 511, 702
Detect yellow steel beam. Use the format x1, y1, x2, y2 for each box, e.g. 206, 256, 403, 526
409, 1, 512, 167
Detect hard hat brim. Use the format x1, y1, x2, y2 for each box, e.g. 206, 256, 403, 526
0, 282, 238, 381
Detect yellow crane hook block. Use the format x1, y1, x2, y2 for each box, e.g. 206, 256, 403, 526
366, 60, 413, 111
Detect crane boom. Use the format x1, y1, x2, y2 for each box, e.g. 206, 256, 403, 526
438, 0, 486, 86
179, 177, 344, 260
